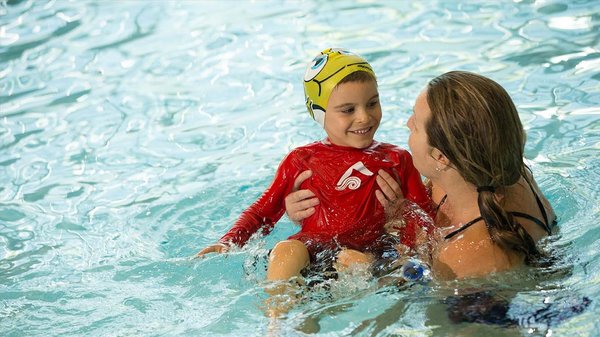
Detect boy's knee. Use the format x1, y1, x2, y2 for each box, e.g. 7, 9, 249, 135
270, 240, 309, 261
336, 249, 372, 269
267, 240, 310, 281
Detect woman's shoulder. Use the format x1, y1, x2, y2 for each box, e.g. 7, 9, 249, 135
434, 221, 521, 279
503, 174, 556, 240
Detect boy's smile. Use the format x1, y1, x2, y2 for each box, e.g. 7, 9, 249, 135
324, 80, 381, 149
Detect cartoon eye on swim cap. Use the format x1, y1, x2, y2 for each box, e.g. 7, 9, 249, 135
304, 54, 328, 81
303, 48, 376, 128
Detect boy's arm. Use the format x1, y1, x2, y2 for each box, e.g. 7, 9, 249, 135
197, 243, 228, 257
217, 152, 301, 248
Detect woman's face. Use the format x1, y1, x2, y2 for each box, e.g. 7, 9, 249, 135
407, 89, 437, 178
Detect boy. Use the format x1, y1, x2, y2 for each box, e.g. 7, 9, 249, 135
198, 48, 431, 284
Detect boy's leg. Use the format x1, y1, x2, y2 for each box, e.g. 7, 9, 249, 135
265, 239, 310, 318
335, 248, 374, 271
266, 239, 310, 281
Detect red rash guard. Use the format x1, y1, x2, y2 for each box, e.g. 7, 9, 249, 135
219, 139, 433, 252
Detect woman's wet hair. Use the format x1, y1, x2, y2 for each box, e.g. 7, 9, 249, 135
426, 71, 541, 263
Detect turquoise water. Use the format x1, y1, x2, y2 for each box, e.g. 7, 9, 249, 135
1, 0, 599, 336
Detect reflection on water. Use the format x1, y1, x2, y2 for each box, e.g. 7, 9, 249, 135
1, 0, 599, 336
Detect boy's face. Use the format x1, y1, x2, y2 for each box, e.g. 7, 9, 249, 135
324, 80, 381, 149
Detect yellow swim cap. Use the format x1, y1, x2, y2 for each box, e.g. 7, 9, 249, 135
303, 48, 376, 127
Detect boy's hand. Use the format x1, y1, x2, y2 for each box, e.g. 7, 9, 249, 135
196, 243, 229, 257
285, 170, 319, 224
375, 169, 404, 211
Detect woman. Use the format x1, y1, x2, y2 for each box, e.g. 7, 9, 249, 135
286, 71, 556, 279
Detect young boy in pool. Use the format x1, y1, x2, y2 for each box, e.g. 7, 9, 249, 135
197, 48, 432, 296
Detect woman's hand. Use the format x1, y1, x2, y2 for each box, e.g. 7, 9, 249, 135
375, 169, 404, 211
196, 243, 229, 257
285, 170, 319, 224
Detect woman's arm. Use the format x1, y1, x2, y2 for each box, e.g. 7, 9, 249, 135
284, 170, 319, 223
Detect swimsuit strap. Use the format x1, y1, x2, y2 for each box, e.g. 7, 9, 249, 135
444, 211, 552, 241
522, 172, 555, 234
434, 194, 448, 214
443, 216, 484, 240
511, 212, 552, 234
441, 172, 556, 241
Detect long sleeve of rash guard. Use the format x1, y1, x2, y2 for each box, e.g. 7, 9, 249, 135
218, 153, 299, 247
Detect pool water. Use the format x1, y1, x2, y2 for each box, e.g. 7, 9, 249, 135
1, 0, 599, 336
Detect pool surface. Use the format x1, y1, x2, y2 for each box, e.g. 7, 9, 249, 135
1, 0, 599, 336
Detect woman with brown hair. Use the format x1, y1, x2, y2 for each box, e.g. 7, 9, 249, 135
286, 70, 556, 279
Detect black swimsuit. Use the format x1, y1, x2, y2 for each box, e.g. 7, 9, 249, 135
439, 179, 556, 240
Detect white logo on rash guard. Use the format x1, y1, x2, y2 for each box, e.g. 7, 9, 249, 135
335, 161, 374, 191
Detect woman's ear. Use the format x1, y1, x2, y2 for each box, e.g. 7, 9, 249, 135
431, 148, 451, 170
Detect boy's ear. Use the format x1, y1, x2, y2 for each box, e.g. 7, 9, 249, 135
431, 148, 451, 169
